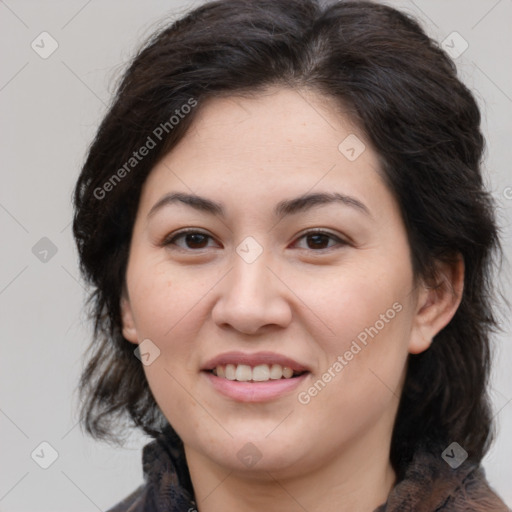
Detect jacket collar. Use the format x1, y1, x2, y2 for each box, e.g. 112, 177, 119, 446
141, 423, 196, 511
139, 425, 508, 511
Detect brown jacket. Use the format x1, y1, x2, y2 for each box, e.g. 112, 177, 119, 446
107, 425, 510, 511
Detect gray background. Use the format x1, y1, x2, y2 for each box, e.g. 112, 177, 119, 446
0, 0, 510, 510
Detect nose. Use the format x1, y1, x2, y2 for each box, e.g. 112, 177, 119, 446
211, 249, 292, 335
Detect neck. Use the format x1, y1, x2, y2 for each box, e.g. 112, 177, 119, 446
185, 429, 396, 512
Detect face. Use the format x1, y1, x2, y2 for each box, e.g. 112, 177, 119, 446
121, 87, 455, 478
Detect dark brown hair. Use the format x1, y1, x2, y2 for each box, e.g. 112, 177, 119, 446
72, 0, 502, 477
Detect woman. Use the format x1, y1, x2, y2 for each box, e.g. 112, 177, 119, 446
72, 0, 510, 510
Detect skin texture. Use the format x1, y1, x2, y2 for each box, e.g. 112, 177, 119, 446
120, 87, 464, 512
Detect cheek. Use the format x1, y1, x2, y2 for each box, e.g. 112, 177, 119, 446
126, 253, 203, 341
143, 360, 206, 440
299, 261, 413, 406
304, 265, 411, 351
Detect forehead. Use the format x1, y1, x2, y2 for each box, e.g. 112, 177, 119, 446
137, 87, 394, 222
187, 87, 360, 156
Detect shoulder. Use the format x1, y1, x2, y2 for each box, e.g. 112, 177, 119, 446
105, 483, 147, 512
378, 447, 510, 511
448, 465, 511, 511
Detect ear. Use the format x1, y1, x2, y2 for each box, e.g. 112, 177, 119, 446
408, 254, 464, 354
120, 293, 139, 344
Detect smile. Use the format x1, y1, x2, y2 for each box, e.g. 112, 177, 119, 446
211, 363, 305, 382
201, 351, 311, 401
203, 370, 309, 402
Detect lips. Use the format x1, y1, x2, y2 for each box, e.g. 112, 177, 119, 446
201, 351, 311, 402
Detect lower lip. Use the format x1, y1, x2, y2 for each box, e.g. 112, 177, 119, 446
202, 371, 309, 402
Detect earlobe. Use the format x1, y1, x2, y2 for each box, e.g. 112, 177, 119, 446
409, 255, 464, 355
120, 296, 139, 344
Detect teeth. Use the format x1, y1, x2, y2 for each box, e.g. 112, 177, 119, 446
269, 364, 283, 379
212, 363, 301, 382
235, 364, 252, 382
282, 366, 293, 378
225, 364, 236, 380
252, 364, 270, 381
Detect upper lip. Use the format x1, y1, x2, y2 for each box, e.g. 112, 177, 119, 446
201, 351, 311, 373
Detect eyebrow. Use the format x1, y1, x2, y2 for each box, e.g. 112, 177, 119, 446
147, 191, 372, 220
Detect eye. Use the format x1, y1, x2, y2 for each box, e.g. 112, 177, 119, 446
163, 229, 219, 251
162, 228, 347, 252
292, 229, 347, 251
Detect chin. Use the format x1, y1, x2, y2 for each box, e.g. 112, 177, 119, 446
197, 433, 306, 474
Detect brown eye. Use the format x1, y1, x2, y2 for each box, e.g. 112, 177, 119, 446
164, 230, 217, 250
294, 230, 347, 251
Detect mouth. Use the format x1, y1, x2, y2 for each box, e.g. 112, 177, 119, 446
207, 363, 307, 382
201, 351, 311, 382
201, 351, 311, 401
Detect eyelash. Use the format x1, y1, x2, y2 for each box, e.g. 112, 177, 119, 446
162, 228, 348, 253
